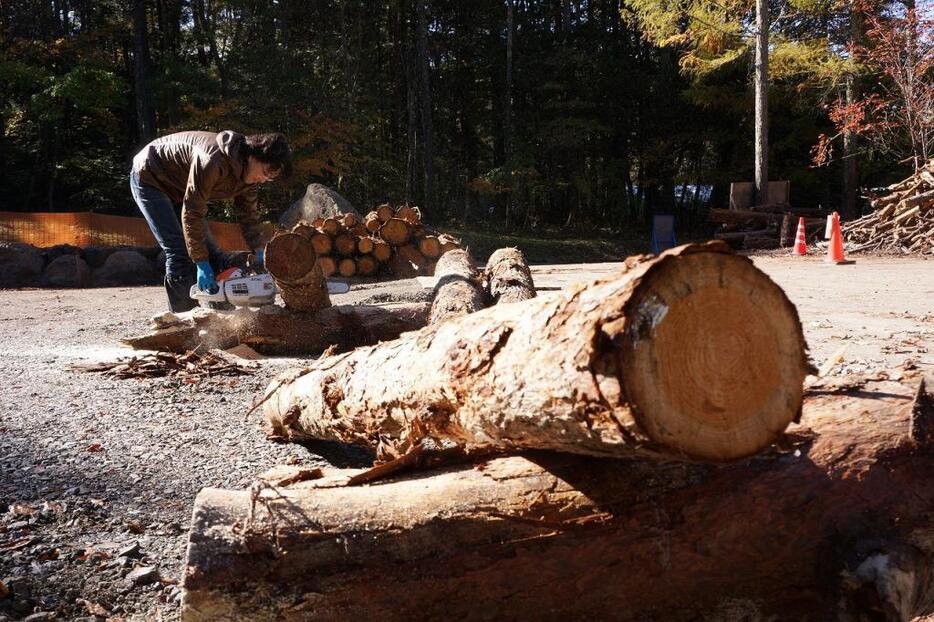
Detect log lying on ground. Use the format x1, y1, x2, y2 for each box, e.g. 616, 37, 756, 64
484, 247, 535, 303
265, 242, 808, 462
263, 233, 330, 312
122, 303, 430, 356
184, 376, 934, 622
428, 249, 484, 325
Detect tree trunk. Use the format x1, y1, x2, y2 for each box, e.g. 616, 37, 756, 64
484, 247, 535, 303
415, 0, 435, 214
265, 242, 808, 463
183, 376, 934, 622
842, 7, 864, 221
132, 0, 156, 144
428, 249, 484, 325
122, 303, 431, 357
504, 0, 514, 159
754, 0, 769, 205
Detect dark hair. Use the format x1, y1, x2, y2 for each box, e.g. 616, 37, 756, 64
244, 133, 293, 179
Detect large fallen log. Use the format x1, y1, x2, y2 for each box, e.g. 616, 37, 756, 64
122, 303, 430, 356
265, 242, 808, 462
183, 376, 934, 622
484, 247, 536, 303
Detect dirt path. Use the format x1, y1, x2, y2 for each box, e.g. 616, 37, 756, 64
0, 256, 931, 621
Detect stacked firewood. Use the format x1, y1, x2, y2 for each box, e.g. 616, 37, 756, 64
290, 203, 463, 279
843, 164, 934, 255
709, 206, 825, 250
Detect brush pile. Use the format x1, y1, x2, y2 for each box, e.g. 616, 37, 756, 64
843, 163, 934, 255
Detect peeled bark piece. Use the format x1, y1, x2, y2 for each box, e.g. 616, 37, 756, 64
317, 256, 337, 278
428, 249, 484, 325
309, 233, 333, 256
184, 378, 934, 622
333, 233, 356, 257
338, 258, 356, 277
379, 218, 413, 246
485, 247, 535, 303
123, 303, 430, 356
375, 204, 394, 223
264, 233, 330, 312
418, 236, 442, 259
265, 242, 808, 462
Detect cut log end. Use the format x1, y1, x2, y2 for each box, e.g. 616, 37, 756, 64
617, 248, 808, 461
264, 233, 316, 283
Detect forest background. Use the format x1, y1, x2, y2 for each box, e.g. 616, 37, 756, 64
0, 0, 930, 235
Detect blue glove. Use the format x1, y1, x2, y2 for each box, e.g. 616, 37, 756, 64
255, 249, 264, 266
195, 261, 218, 294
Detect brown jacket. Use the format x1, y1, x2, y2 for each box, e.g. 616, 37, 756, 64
132, 130, 262, 262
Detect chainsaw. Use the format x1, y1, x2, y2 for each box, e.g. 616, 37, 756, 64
190, 267, 350, 308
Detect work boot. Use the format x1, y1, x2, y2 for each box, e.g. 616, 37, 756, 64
165, 268, 198, 313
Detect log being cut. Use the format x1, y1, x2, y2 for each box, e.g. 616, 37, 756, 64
183, 375, 934, 622
265, 242, 809, 462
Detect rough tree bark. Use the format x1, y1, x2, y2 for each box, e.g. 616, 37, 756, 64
183, 376, 934, 622
416, 0, 435, 213
428, 248, 484, 325
132, 0, 156, 143
484, 246, 535, 303
265, 242, 809, 462
754, 0, 769, 205
122, 303, 430, 357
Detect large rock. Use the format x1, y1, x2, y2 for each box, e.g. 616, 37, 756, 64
43, 254, 90, 288
42, 244, 82, 263
279, 184, 361, 229
92, 250, 159, 286
0, 242, 45, 288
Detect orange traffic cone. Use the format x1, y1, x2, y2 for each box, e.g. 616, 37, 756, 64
791, 217, 807, 255
826, 212, 854, 264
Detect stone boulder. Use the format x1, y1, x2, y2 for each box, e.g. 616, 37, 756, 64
42, 244, 82, 263
81, 246, 118, 269
0, 242, 45, 288
92, 250, 159, 286
43, 254, 91, 288
278, 183, 361, 229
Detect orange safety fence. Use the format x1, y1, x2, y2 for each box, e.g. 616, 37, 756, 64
0, 211, 250, 251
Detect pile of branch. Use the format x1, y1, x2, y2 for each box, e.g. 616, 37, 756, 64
709, 206, 824, 250
71, 350, 253, 380
843, 163, 934, 255
289, 204, 463, 280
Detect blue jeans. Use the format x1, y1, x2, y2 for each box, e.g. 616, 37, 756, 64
130, 171, 226, 311
129, 171, 225, 277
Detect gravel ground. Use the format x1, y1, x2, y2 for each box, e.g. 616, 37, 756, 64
1, 257, 932, 621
